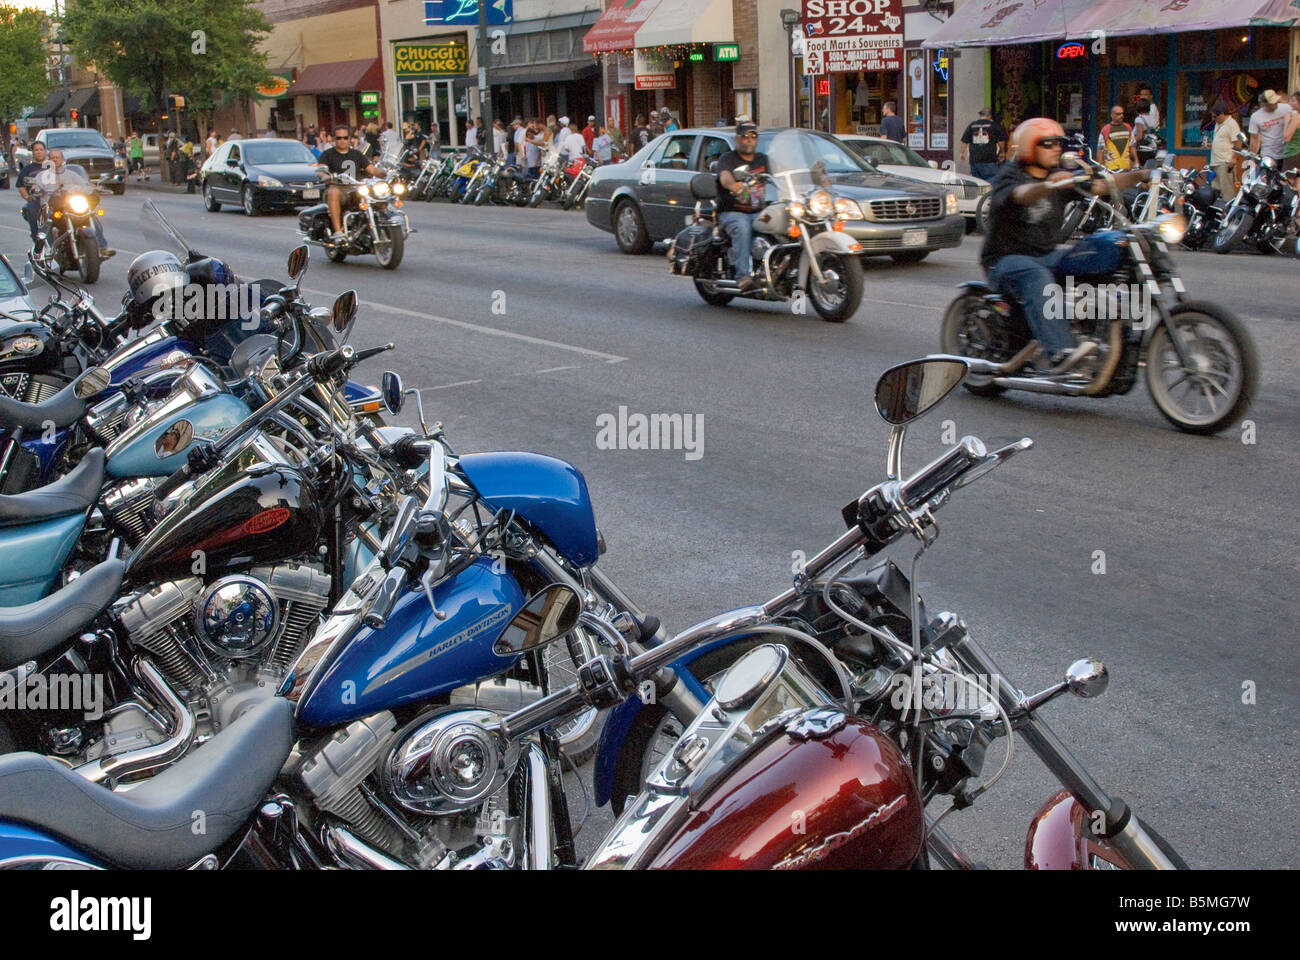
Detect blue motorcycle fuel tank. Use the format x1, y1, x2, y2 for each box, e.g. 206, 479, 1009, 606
1056, 230, 1126, 280
105, 391, 250, 478
100, 331, 199, 395
296, 558, 526, 729
459, 452, 600, 568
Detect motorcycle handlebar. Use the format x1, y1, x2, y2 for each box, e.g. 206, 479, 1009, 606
153, 460, 196, 501
899, 437, 987, 511
307, 345, 353, 379
362, 563, 409, 629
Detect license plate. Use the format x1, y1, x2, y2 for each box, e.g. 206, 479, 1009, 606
902, 228, 927, 247
302, 188, 320, 199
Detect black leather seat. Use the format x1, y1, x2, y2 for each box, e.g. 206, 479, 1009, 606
0, 558, 123, 669
0, 448, 104, 527
0, 371, 92, 431
0, 697, 293, 869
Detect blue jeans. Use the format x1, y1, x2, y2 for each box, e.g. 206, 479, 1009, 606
22, 198, 40, 242
970, 161, 1000, 183
986, 249, 1074, 356
719, 211, 756, 277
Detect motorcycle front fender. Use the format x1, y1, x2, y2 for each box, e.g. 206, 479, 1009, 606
1026, 789, 1132, 869
796, 229, 863, 289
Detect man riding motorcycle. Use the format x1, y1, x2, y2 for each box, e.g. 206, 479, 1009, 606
981, 118, 1147, 375
36, 148, 116, 260
317, 124, 383, 244
717, 121, 770, 292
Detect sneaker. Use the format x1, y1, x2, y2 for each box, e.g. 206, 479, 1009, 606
1040, 341, 1097, 376
736, 274, 757, 292
330, 230, 346, 244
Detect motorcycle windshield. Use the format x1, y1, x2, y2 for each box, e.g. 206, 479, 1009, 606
761, 130, 870, 202
139, 198, 200, 262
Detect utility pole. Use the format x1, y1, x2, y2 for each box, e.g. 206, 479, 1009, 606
476, 0, 493, 137
52, 0, 72, 127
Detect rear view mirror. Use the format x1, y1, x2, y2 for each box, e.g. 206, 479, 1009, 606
287, 245, 308, 281
332, 290, 357, 338
381, 371, 403, 415
73, 367, 111, 399
492, 585, 583, 657
874, 358, 967, 425
22, 262, 33, 285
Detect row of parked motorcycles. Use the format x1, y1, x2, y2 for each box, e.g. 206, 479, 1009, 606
397, 145, 601, 211
0, 201, 1190, 870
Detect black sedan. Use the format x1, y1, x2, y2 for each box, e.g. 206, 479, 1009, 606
585, 127, 965, 264
200, 138, 325, 216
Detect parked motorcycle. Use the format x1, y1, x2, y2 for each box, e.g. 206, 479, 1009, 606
528, 150, 565, 207
1212, 131, 1300, 254
560, 155, 598, 211
940, 153, 1258, 434
668, 157, 865, 322
297, 172, 408, 269
1175, 165, 1225, 251
32, 185, 106, 284
447, 149, 486, 205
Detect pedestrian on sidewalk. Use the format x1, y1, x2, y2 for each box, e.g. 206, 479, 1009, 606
1281, 91, 1300, 172
880, 102, 905, 143
959, 107, 1005, 181
1248, 90, 1292, 163
1210, 106, 1242, 199
592, 125, 612, 164
128, 131, 144, 181
1097, 105, 1136, 170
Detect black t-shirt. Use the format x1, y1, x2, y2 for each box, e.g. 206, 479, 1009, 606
17, 161, 45, 195
633, 126, 653, 151
319, 148, 370, 179
961, 118, 1005, 164
716, 149, 770, 214
880, 114, 906, 143
979, 163, 1069, 270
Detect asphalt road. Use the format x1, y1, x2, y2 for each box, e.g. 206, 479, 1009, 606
5, 183, 1296, 869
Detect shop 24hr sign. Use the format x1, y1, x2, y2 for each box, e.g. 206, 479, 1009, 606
801, 0, 903, 74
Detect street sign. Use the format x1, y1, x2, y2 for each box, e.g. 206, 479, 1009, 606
714, 43, 740, 62
801, 0, 903, 73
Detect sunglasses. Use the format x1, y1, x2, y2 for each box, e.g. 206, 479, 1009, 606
1037, 137, 1066, 149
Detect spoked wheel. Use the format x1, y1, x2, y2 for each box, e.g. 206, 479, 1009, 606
940, 293, 1010, 396
693, 278, 733, 306
807, 252, 864, 322
1145, 301, 1258, 434
373, 225, 403, 269
543, 626, 605, 765
76, 235, 100, 284
1212, 207, 1253, 254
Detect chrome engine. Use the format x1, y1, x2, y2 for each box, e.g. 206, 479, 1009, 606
100, 477, 158, 545
116, 562, 331, 739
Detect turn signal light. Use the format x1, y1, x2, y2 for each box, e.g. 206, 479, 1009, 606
358, 200, 368, 209
848, 242, 863, 252
52, 211, 61, 218
788, 224, 801, 238
96, 209, 104, 216
394, 199, 402, 208
831, 220, 844, 232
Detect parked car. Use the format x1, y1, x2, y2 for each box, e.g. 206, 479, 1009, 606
837, 134, 990, 229
585, 127, 964, 263
14, 128, 126, 195
200, 138, 325, 216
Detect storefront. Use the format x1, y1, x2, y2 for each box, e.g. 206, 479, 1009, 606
488, 12, 601, 126
285, 58, 385, 137
391, 36, 470, 148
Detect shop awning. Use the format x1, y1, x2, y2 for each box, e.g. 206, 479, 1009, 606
27, 89, 66, 121
582, 0, 662, 53
66, 86, 101, 116
923, 0, 1300, 48
491, 61, 600, 86
286, 58, 383, 96
635, 0, 733, 48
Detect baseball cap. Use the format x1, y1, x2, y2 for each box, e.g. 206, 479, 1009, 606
558, 116, 570, 125
735, 120, 758, 137
587, 115, 596, 122
1263, 90, 1280, 104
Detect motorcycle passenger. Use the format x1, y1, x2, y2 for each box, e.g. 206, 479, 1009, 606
317, 125, 382, 244
716, 121, 770, 292
16, 140, 47, 249
37, 148, 115, 260
981, 118, 1148, 376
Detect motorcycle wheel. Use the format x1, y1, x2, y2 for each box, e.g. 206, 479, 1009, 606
1211, 207, 1253, 253
1059, 199, 1087, 241
543, 626, 605, 765
373, 226, 403, 270
610, 636, 862, 817
974, 191, 992, 235
448, 181, 464, 204
1254, 236, 1281, 255
527, 180, 546, 207
807, 252, 864, 322
473, 181, 491, 206
940, 293, 1007, 396
76, 235, 100, 285
694, 278, 733, 306
1144, 301, 1258, 435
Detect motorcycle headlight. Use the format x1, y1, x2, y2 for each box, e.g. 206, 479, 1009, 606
1156, 212, 1187, 245
946, 192, 959, 215
372, 181, 390, 197
787, 202, 806, 219
66, 194, 90, 215
833, 197, 863, 220
258, 176, 284, 188
806, 189, 834, 219
358, 184, 370, 198
392, 181, 406, 195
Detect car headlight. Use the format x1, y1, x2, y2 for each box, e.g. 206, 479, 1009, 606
66, 194, 90, 215
979, 182, 992, 195
372, 181, 390, 197
1156, 212, 1187, 245
787, 202, 806, 219
392, 181, 405, 195
358, 184, 370, 198
946, 192, 959, 215
258, 176, 284, 188
807, 189, 834, 219
833, 197, 863, 220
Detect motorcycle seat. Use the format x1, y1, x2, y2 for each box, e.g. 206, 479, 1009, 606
0, 697, 293, 868
0, 557, 124, 669
0, 371, 92, 431
0, 448, 104, 527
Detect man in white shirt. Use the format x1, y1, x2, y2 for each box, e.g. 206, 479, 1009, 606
1248, 90, 1293, 161
559, 122, 586, 163
1136, 85, 1160, 131
512, 118, 527, 167
492, 119, 508, 158
465, 118, 481, 151
379, 121, 399, 152
1210, 106, 1242, 199
38, 149, 114, 258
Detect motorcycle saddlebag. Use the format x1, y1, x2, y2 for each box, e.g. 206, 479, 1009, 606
297, 203, 329, 234
668, 222, 715, 276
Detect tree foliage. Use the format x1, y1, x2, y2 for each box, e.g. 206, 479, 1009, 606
63, 0, 271, 127
0, 6, 52, 122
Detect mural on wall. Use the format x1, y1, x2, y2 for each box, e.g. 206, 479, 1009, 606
992, 45, 1041, 135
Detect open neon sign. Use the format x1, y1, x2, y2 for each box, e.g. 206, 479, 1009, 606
1056, 42, 1087, 60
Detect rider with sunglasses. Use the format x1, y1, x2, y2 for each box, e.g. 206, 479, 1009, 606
317, 124, 383, 244
980, 118, 1150, 376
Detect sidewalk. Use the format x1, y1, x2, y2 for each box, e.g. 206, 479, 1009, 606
121, 176, 191, 196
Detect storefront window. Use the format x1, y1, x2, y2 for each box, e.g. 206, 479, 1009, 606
1256, 28, 1290, 62
927, 49, 949, 150
1215, 29, 1253, 63
1177, 32, 1210, 64
905, 49, 925, 149
1175, 69, 1289, 149
1110, 35, 1166, 67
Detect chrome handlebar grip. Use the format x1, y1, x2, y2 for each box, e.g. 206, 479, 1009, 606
899, 436, 987, 511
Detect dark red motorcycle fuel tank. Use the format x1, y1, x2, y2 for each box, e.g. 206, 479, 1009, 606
647, 718, 924, 870
125, 440, 323, 584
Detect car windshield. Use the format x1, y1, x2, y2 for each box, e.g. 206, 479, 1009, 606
42, 131, 110, 150
844, 139, 929, 168
241, 141, 317, 165
0, 260, 23, 299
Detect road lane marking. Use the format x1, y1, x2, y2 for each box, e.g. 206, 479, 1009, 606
302, 287, 628, 363
535, 365, 579, 374
419, 379, 483, 391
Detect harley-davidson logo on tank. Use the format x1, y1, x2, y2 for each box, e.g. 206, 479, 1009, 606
801, 0, 903, 75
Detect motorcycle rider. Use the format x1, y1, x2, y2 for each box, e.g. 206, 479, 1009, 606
982, 118, 1148, 375
317, 124, 382, 244
717, 121, 770, 292
37, 148, 115, 260
16, 140, 47, 250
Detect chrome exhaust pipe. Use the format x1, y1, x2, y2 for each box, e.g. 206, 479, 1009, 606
325, 825, 411, 870
75, 659, 195, 787
989, 376, 1089, 395
525, 744, 552, 871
